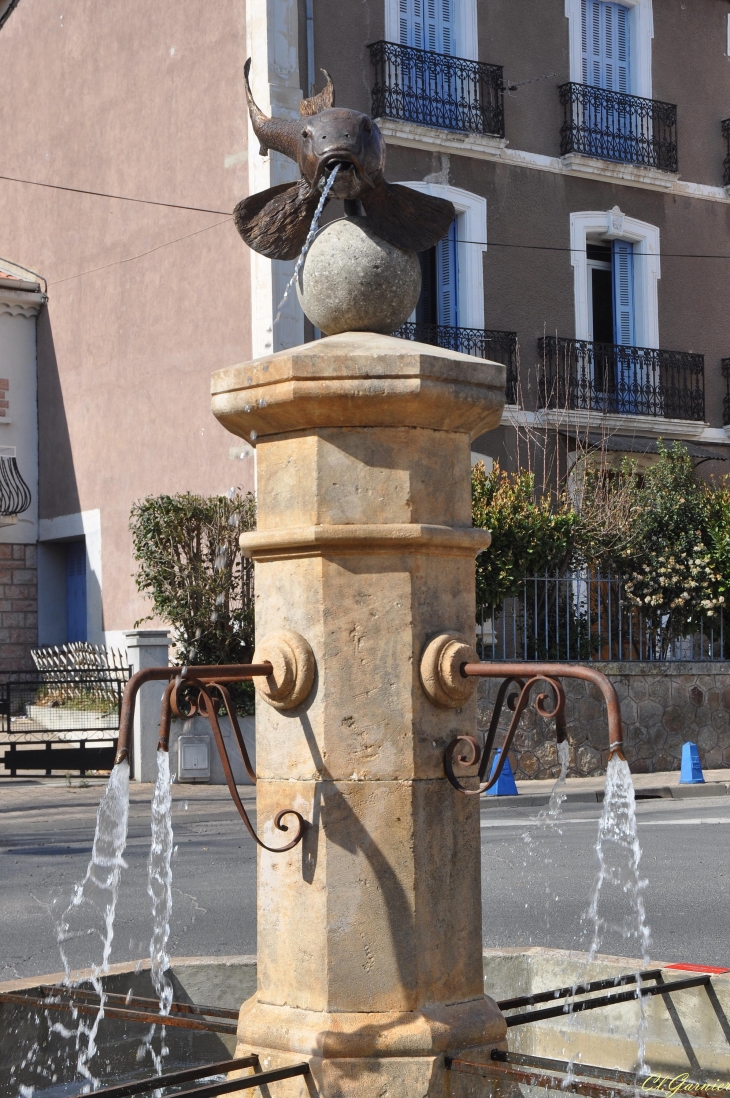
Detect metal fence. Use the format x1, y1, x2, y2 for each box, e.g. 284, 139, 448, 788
394, 322, 519, 402
723, 118, 730, 187
537, 336, 705, 422
0, 670, 129, 776
477, 573, 728, 663
559, 82, 678, 172
369, 40, 504, 137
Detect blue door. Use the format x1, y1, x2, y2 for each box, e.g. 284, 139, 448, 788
66, 541, 87, 642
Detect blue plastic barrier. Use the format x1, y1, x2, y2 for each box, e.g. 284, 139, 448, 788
486, 753, 519, 796
679, 741, 705, 785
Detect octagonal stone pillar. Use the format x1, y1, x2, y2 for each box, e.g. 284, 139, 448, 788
211, 332, 507, 1098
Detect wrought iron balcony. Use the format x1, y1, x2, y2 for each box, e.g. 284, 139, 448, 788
369, 41, 504, 137
723, 119, 730, 187
723, 359, 730, 426
394, 322, 518, 403
559, 83, 678, 173
538, 337, 705, 422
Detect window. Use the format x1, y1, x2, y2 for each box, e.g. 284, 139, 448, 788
566, 0, 653, 99
571, 209, 659, 351
415, 219, 459, 327
386, 0, 477, 60
400, 183, 486, 329
66, 541, 87, 643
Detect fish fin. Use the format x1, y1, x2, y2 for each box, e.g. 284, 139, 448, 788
300, 70, 335, 116
361, 181, 456, 252
233, 180, 323, 260
243, 58, 303, 162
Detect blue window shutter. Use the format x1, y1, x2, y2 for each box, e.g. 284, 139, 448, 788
66, 541, 87, 643
399, 0, 409, 45
612, 240, 635, 346
582, 1, 630, 91
440, 0, 453, 54
401, 0, 451, 52
437, 219, 459, 328
616, 4, 630, 93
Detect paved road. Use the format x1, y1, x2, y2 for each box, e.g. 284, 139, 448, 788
1, 779, 728, 982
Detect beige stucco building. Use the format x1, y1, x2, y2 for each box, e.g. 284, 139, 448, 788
0, 0, 728, 666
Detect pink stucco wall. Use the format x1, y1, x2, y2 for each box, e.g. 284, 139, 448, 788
0, 0, 254, 635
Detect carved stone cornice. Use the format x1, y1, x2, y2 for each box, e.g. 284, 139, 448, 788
0, 289, 46, 319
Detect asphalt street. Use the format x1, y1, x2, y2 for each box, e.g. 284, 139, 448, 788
1, 779, 728, 982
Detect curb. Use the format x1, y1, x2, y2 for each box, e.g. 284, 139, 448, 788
481, 781, 730, 808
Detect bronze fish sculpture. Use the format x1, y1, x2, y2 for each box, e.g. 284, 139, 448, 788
234, 59, 455, 261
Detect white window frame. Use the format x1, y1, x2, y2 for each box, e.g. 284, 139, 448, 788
399, 182, 487, 329
384, 0, 478, 60
570, 209, 660, 349
565, 0, 654, 99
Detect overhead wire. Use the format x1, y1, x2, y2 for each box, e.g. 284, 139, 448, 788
2, 171, 730, 283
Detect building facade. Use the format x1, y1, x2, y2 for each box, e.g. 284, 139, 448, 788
0, 0, 728, 665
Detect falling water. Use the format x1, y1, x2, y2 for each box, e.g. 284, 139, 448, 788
136, 750, 175, 1075
271, 164, 340, 329
535, 739, 571, 829
148, 750, 174, 1014
581, 753, 651, 1069
54, 760, 131, 1085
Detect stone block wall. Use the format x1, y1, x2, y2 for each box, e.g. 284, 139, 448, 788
477, 662, 730, 779
0, 544, 37, 670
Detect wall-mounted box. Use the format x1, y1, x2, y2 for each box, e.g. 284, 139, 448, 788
177, 735, 211, 783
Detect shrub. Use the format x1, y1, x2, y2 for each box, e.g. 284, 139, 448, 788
472, 461, 576, 609
130, 490, 256, 666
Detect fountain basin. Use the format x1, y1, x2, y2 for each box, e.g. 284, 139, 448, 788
4, 950, 729, 1096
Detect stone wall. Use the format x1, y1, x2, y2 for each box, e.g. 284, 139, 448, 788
0, 543, 37, 671
477, 663, 730, 779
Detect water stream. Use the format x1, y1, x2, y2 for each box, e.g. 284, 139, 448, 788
582, 753, 651, 1069
54, 760, 131, 1086
271, 164, 340, 331
136, 750, 175, 1075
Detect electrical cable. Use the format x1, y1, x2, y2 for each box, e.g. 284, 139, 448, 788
3, 173, 730, 281
0, 172, 230, 215
47, 218, 232, 286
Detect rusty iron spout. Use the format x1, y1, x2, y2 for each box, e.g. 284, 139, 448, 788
114, 662, 273, 768
462, 662, 625, 761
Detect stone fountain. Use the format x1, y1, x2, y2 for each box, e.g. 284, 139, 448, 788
206, 60, 509, 1098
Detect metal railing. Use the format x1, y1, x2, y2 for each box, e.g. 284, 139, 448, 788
723, 359, 730, 426
395, 322, 519, 402
559, 82, 678, 173
537, 336, 705, 421
477, 573, 728, 663
0, 671, 128, 741
369, 40, 505, 137
723, 118, 730, 187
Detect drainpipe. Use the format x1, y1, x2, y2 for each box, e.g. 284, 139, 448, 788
305, 0, 315, 95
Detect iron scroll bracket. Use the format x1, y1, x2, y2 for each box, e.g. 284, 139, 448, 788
444, 661, 625, 796
114, 663, 306, 853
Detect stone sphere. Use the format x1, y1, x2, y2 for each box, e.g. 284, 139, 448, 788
296, 216, 421, 336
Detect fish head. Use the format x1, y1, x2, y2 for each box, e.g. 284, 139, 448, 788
298, 109, 386, 199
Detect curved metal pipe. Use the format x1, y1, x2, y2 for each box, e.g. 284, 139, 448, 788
461, 661, 625, 760
114, 663, 273, 767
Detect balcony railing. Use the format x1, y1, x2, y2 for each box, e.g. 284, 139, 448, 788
723, 359, 730, 426
723, 119, 730, 187
394, 322, 518, 402
369, 40, 504, 137
538, 337, 705, 422
559, 83, 678, 173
